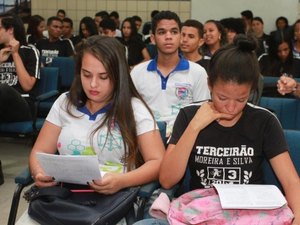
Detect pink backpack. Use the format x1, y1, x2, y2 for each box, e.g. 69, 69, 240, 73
167, 188, 294, 225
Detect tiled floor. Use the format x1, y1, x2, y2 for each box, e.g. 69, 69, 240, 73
0, 137, 32, 225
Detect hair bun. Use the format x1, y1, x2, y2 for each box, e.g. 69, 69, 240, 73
233, 34, 257, 52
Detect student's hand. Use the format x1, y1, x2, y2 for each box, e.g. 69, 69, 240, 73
277, 75, 297, 95
33, 172, 57, 187
0, 47, 12, 63
190, 102, 232, 131
8, 38, 20, 55
89, 173, 123, 194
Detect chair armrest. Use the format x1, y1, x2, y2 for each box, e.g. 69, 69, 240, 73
36, 90, 59, 102
15, 167, 34, 185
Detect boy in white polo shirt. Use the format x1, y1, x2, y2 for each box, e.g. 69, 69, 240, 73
131, 11, 210, 136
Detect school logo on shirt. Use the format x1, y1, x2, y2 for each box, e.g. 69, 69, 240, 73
175, 83, 192, 100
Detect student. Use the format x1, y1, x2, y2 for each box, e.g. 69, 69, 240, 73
62, 17, 81, 47
29, 36, 165, 195
202, 20, 227, 59
99, 18, 117, 37
79, 16, 98, 40
36, 16, 74, 66
26, 14, 46, 46
94, 10, 109, 34
131, 11, 210, 136
220, 17, 245, 43
117, 17, 150, 69
0, 15, 39, 186
240, 9, 253, 34
277, 75, 300, 98
252, 16, 270, 57
157, 34, 300, 224
0, 15, 40, 123
292, 19, 300, 59
180, 19, 209, 71
56, 9, 66, 20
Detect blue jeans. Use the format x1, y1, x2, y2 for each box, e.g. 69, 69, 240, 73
133, 219, 169, 225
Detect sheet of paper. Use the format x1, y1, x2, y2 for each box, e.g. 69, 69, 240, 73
36, 153, 101, 185
213, 184, 287, 210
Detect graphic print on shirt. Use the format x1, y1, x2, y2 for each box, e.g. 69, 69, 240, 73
194, 145, 254, 188
97, 122, 123, 153
0, 62, 17, 86
65, 139, 96, 155
41, 49, 59, 65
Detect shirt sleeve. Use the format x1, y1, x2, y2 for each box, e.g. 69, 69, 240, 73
132, 97, 156, 135
262, 114, 288, 159
46, 93, 67, 127
168, 107, 191, 145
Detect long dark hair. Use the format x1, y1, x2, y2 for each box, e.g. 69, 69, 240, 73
0, 15, 27, 46
27, 15, 45, 39
79, 16, 98, 39
68, 35, 154, 170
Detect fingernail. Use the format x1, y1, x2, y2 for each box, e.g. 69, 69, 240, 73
92, 179, 95, 183
87, 182, 89, 185
52, 177, 55, 181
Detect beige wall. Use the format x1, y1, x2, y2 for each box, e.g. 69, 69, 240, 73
31, 0, 191, 34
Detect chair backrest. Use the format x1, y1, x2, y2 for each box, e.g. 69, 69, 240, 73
259, 97, 300, 130
51, 57, 75, 92
38, 67, 59, 95
263, 129, 300, 191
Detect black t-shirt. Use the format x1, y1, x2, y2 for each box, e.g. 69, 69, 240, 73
169, 102, 287, 190
36, 38, 74, 66
117, 36, 146, 66
0, 45, 40, 96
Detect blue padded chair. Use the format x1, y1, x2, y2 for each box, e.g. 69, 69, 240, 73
51, 57, 75, 93
263, 129, 300, 190
8, 121, 167, 225
259, 96, 300, 130
0, 67, 59, 139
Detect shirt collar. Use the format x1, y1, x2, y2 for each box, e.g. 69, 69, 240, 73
147, 54, 189, 72
77, 103, 111, 121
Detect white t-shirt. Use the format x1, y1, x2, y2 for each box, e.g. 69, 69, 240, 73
46, 93, 156, 173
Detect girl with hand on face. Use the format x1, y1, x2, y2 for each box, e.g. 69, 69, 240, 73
29, 36, 165, 195
157, 34, 300, 225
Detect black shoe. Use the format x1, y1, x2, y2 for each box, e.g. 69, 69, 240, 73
0, 161, 4, 185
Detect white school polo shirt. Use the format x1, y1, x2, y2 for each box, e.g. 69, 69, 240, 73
131, 56, 210, 135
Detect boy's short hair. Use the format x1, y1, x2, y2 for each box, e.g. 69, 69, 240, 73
63, 17, 73, 28
99, 18, 116, 31
182, 19, 204, 37
47, 16, 62, 26
152, 10, 181, 34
